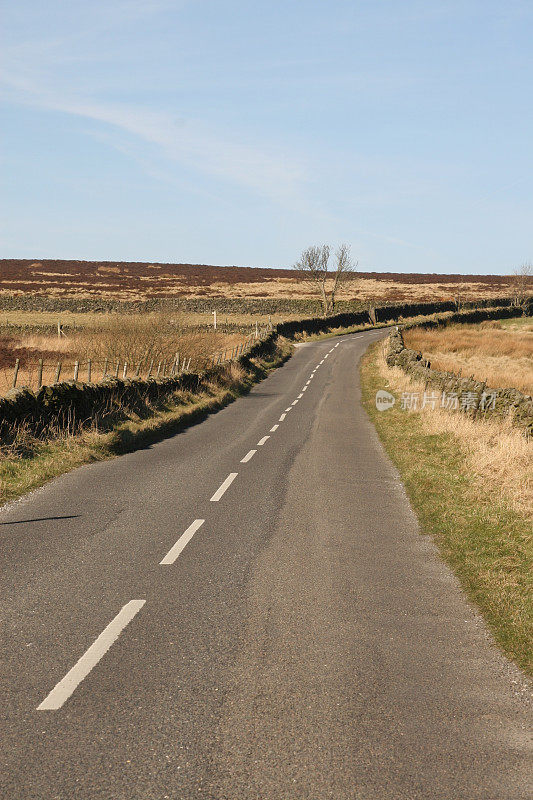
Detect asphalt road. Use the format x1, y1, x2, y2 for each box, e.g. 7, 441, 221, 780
1, 330, 531, 800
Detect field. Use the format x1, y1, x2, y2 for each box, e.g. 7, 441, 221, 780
403, 319, 533, 396
0, 259, 515, 304
0, 312, 264, 394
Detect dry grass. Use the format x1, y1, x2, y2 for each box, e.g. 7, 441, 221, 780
0, 313, 255, 394
404, 322, 533, 396
376, 342, 533, 519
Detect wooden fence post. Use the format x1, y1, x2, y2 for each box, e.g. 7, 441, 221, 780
73, 361, 79, 381
123, 362, 128, 379
114, 361, 120, 378
147, 359, 154, 378
54, 362, 62, 383
87, 359, 92, 382
156, 361, 161, 377
135, 362, 142, 377
12, 358, 20, 388
37, 359, 43, 389
103, 358, 108, 379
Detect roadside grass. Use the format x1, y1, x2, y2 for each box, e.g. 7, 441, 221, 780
0, 341, 292, 508
360, 341, 533, 676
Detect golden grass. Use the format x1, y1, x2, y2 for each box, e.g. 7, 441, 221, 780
376, 342, 533, 519
0, 277, 511, 302
0, 309, 298, 329
404, 322, 533, 395
0, 313, 260, 393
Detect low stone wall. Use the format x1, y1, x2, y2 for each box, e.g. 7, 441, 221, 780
0, 371, 204, 442
385, 328, 533, 436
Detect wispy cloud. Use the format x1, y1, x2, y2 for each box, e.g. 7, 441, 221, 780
0, 0, 308, 207
2, 70, 305, 202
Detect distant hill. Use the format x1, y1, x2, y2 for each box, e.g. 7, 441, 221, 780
0, 259, 511, 302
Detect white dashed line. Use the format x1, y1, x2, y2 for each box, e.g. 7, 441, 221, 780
37, 600, 146, 711
160, 519, 204, 565
284, 407, 293, 412
240, 450, 257, 463
291, 400, 299, 406
257, 436, 270, 446
279, 413, 286, 421
210, 472, 238, 501
301, 386, 307, 392
297, 393, 303, 399
270, 424, 279, 432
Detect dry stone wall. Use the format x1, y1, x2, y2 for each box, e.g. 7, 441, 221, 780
385, 328, 532, 436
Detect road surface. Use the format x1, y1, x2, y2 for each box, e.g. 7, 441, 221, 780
1, 330, 531, 799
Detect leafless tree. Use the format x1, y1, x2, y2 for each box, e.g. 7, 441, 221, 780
509, 262, 533, 313
293, 243, 357, 316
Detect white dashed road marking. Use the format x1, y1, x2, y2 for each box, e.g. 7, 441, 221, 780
257, 436, 270, 446
37, 600, 146, 711
160, 519, 205, 565
210, 473, 238, 501
270, 424, 279, 432
240, 450, 257, 463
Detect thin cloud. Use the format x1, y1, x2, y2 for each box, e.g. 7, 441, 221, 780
1, 71, 306, 202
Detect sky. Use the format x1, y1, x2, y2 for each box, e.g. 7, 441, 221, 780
1, 0, 532, 274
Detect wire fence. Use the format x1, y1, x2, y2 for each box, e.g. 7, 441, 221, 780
0, 326, 271, 395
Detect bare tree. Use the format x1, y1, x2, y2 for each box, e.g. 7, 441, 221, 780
510, 262, 533, 313
293, 243, 357, 316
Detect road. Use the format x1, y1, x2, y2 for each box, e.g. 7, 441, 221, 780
1, 330, 531, 799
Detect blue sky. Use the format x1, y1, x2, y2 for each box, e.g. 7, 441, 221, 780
1, 0, 532, 273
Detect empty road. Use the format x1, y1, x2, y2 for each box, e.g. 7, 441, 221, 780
1, 330, 531, 799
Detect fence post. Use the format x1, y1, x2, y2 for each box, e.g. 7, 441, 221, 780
103, 358, 108, 379
255, 321, 259, 338
54, 362, 62, 383
147, 359, 154, 378
73, 361, 79, 381
37, 359, 43, 389
156, 361, 161, 377
135, 362, 142, 377
87, 359, 92, 383
123, 362, 128, 379
161, 360, 167, 377
12, 358, 20, 388
114, 361, 120, 378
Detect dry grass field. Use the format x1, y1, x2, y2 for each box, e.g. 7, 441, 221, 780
0, 314, 255, 394
403, 319, 533, 396
0, 259, 514, 304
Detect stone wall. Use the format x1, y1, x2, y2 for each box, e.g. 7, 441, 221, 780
385, 328, 533, 436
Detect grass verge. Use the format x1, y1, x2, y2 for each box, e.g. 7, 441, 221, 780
0, 340, 292, 507
360, 341, 532, 677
